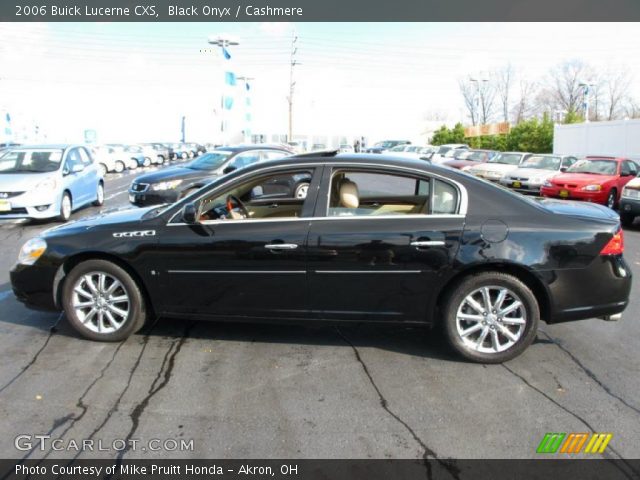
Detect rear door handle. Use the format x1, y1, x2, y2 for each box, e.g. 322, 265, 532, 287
411, 240, 445, 247
264, 243, 298, 250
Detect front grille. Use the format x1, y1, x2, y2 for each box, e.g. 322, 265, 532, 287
132, 183, 149, 192
0, 192, 24, 199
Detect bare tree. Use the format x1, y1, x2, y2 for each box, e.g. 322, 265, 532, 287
602, 69, 632, 120
512, 79, 537, 124
459, 79, 478, 125
541, 59, 595, 115
494, 64, 513, 123
623, 98, 640, 119
459, 77, 496, 125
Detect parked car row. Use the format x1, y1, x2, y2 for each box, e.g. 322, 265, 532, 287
439, 148, 640, 211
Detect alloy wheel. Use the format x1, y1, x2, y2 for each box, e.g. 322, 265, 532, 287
295, 183, 309, 199
71, 272, 130, 334
455, 286, 527, 353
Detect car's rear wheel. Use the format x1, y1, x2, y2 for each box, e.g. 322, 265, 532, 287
606, 189, 617, 210
92, 182, 104, 206
158, 155, 166, 165
114, 161, 125, 173
443, 272, 539, 363
620, 212, 635, 227
62, 260, 147, 341
58, 192, 72, 222
143, 157, 151, 167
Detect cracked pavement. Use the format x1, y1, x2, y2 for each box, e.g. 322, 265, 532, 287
0, 165, 639, 468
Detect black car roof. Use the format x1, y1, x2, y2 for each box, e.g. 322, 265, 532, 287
213, 144, 292, 153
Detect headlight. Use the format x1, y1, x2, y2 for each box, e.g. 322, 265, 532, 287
152, 180, 183, 191
581, 184, 602, 192
35, 178, 57, 191
543, 180, 554, 188
18, 238, 47, 265
622, 187, 640, 199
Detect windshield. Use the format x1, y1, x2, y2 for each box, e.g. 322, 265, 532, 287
466, 151, 491, 162
0, 149, 64, 173
568, 159, 618, 175
519, 155, 561, 170
389, 145, 405, 152
489, 153, 523, 165
437, 146, 452, 155
453, 150, 471, 160
187, 151, 232, 171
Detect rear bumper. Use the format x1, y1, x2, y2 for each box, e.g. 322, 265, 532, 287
546, 255, 632, 323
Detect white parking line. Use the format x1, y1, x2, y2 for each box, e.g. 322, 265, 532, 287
0, 290, 12, 302
105, 189, 129, 201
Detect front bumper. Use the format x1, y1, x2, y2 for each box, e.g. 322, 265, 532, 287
10, 262, 59, 312
129, 189, 180, 207
499, 179, 543, 194
0, 191, 61, 220
540, 186, 608, 204
620, 197, 640, 216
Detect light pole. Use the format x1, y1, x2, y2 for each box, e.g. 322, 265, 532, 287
287, 31, 299, 143
579, 82, 596, 123
208, 35, 240, 145
470, 77, 488, 126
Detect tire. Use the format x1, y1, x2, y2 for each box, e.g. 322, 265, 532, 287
62, 259, 147, 342
620, 212, 635, 228
294, 182, 310, 199
158, 155, 166, 165
143, 157, 151, 167
442, 272, 540, 363
606, 189, 617, 210
115, 161, 125, 173
58, 192, 72, 222
98, 163, 108, 177
93, 182, 104, 207
129, 159, 138, 170
181, 152, 188, 160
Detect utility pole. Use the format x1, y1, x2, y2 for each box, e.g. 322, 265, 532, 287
287, 32, 298, 142
579, 82, 596, 123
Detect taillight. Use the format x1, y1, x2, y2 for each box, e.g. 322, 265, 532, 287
600, 229, 624, 255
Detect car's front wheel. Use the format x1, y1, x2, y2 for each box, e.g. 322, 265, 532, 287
443, 272, 539, 363
114, 161, 125, 173
620, 212, 635, 227
62, 260, 147, 341
606, 189, 617, 210
143, 157, 151, 167
92, 182, 104, 206
58, 192, 72, 222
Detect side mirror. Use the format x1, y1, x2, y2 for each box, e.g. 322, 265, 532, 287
622, 171, 632, 177
223, 165, 237, 175
182, 202, 197, 223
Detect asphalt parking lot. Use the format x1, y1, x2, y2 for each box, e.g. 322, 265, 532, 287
0, 164, 639, 466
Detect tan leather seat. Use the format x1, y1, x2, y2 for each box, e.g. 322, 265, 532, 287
339, 180, 359, 208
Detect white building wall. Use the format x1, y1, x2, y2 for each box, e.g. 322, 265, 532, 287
554, 119, 640, 161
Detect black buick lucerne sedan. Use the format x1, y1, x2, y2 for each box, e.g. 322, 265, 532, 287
11, 153, 631, 363
129, 145, 292, 207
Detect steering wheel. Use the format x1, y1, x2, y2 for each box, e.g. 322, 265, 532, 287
226, 194, 250, 218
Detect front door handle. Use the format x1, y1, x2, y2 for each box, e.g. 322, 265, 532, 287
264, 243, 298, 250
411, 240, 445, 247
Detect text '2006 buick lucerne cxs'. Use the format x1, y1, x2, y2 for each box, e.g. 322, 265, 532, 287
10, 152, 632, 363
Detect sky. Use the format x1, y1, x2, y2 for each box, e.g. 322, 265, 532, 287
1, 22, 640, 145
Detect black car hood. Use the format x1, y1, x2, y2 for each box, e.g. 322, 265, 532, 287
42, 206, 157, 237
134, 166, 217, 185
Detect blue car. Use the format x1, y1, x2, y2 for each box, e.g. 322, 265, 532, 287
0, 144, 104, 222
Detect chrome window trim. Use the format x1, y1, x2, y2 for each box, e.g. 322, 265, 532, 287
314, 270, 422, 274
168, 270, 306, 274
167, 161, 469, 225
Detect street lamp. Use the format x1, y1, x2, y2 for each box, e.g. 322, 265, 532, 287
579, 81, 596, 123
208, 35, 240, 145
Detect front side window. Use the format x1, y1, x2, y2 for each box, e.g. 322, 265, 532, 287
197, 169, 314, 222
327, 170, 458, 217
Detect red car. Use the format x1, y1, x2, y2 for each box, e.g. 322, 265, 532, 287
540, 156, 638, 209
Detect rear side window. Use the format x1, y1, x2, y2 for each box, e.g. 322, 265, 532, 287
328, 170, 459, 217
